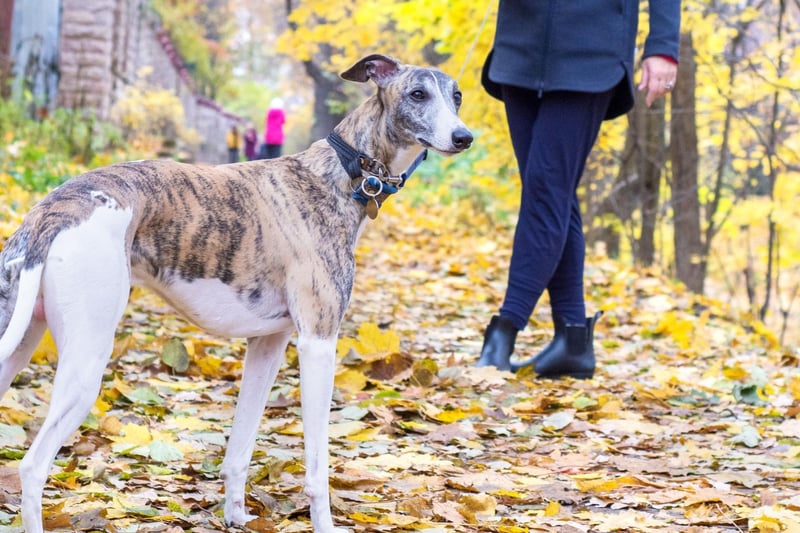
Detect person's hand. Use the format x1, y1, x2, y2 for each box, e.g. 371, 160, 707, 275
638, 56, 678, 107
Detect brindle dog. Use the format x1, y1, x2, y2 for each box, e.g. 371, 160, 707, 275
0, 54, 472, 533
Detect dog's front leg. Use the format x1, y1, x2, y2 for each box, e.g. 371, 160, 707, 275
297, 334, 346, 533
222, 331, 293, 526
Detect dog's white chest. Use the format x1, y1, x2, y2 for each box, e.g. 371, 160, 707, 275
133, 273, 292, 338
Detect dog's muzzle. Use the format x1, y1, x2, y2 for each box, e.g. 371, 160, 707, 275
452, 127, 474, 151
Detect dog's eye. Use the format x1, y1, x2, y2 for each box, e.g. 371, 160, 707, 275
410, 89, 426, 101
453, 91, 463, 108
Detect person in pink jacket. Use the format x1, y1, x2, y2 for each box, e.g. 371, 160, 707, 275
262, 97, 286, 159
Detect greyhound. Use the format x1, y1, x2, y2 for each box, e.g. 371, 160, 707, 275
0, 54, 472, 532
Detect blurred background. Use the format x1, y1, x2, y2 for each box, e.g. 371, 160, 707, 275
0, 0, 798, 348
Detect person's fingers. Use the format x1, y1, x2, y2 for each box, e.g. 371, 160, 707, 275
638, 62, 651, 91
641, 56, 678, 106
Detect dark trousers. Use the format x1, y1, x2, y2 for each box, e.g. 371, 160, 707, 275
264, 143, 282, 159
499, 85, 614, 331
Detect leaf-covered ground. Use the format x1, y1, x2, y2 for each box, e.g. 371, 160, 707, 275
1, 198, 799, 532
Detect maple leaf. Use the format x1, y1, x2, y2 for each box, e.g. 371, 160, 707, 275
338, 322, 401, 363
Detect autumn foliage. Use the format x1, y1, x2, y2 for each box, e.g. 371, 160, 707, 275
1, 0, 800, 530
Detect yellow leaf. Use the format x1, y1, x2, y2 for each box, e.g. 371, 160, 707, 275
0, 404, 30, 425
397, 420, 432, 433
336, 337, 360, 359
356, 321, 399, 354
335, 368, 368, 392
328, 421, 367, 439
93, 397, 112, 417
750, 320, 779, 348
788, 375, 800, 400
349, 511, 380, 524
112, 334, 137, 359
194, 353, 222, 376
746, 505, 800, 532
723, 365, 749, 380
498, 527, 530, 533
31, 329, 58, 364
346, 426, 383, 442
655, 311, 694, 350
277, 421, 304, 436
459, 493, 496, 516
748, 517, 783, 533
112, 376, 133, 396
145, 378, 206, 391
421, 403, 484, 423
575, 477, 621, 492
434, 408, 481, 424
491, 489, 527, 500
338, 322, 401, 363
111, 422, 152, 446
544, 500, 561, 516
183, 339, 195, 356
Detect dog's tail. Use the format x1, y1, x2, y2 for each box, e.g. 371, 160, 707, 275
0, 263, 44, 362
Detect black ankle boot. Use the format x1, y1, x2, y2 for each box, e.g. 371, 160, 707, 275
511, 311, 602, 379
476, 315, 518, 371
512, 318, 567, 369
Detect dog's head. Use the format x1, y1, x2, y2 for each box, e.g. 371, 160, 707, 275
341, 54, 473, 156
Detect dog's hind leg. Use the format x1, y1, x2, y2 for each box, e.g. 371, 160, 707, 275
18, 219, 131, 533
296, 334, 346, 533
0, 318, 46, 398
221, 330, 292, 526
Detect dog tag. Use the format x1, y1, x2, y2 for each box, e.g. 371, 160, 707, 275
366, 198, 380, 219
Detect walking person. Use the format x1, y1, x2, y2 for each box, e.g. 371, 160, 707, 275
243, 124, 258, 161
476, 0, 681, 378
226, 124, 240, 164
263, 98, 286, 159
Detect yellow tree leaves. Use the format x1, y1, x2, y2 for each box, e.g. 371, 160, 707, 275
110, 69, 201, 154
276, 0, 512, 189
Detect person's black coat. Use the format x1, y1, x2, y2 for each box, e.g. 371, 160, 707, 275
482, 0, 681, 119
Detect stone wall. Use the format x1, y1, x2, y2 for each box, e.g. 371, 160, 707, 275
54, 0, 242, 163
57, 0, 116, 115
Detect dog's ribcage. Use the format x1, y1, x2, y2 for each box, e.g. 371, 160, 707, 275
1, 154, 363, 340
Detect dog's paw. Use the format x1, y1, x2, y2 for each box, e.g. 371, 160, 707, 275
223, 498, 256, 527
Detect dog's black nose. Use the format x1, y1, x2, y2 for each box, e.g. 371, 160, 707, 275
452, 127, 473, 150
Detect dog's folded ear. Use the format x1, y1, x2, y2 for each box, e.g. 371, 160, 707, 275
340, 54, 402, 87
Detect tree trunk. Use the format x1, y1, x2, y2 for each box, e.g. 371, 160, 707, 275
637, 97, 666, 267
758, 0, 786, 322
304, 52, 347, 142
586, 95, 664, 265
285, 1, 346, 142
670, 32, 705, 293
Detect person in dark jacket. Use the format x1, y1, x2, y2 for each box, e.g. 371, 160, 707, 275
477, 0, 681, 378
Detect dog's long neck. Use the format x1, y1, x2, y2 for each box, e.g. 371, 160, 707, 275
331, 95, 425, 176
